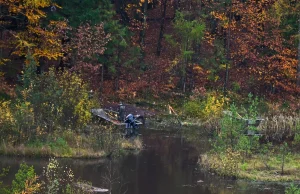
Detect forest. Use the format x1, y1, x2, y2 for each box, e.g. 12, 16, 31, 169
0, 0, 300, 193
0, 0, 299, 100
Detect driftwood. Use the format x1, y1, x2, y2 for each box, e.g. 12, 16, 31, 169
74, 183, 109, 193
168, 105, 182, 126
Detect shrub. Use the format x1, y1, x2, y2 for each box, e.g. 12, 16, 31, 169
232, 82, 241, 92
0, 101, 17, 142
184, 100, 202, 118
184, 92, 224, 119
285, 184, 300, 194
201, 94, 224, 119
208, 148, 241, 178
217, 103, 245, 150
0, 168, 9, 194
42, 158, 74, 194
11, 54, 99, 140
11, 163, 37, 194
212, 97, 259, 156
48, 137, 72, 156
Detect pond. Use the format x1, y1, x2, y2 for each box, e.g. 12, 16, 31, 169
0, 128, 287, 194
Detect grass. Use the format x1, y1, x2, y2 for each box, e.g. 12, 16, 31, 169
200, 153, 300, 181
0, 129, 143, 158
0, 143, 106, 158
120, 137, 143, 150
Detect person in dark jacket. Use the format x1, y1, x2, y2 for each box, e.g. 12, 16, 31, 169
125, 114, 138, 137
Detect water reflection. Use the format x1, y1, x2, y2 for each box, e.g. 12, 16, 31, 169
0, 129, 286, 194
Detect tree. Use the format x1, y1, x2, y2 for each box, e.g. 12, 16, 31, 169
169, 11, 205, 92
71, 23, 110, 90
47, 0, 103, 28
0, 0, 66, 62
209, 0, 298, 95
156, 0, 168, 56
274, 0, 300, 87
96, 0, 135, 91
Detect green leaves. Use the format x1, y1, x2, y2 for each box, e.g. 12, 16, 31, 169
12, 163, 36, 194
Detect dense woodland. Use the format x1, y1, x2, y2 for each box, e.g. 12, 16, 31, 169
1, 1, 300, 193
0, 0, 299, 101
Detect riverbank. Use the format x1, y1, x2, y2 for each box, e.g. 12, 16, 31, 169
0, 128, 291, 194
200, 152, 300, 182
0, 129, 143, 158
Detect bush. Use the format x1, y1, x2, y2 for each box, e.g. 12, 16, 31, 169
285, 184, 300, 194
184, 100, 202, 118
1, 53, 100, 144
216, 103, 245, 151
20, 67, 97, 132
212, 96, 259, 156
11, 163, 38, 194
48, 137, 72, 156
0, 101, 17, 142
0, 168, 9, 194
42, 158, 74, 194
184, 92, 224, 119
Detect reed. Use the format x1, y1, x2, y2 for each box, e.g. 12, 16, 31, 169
259, 114, 300, 142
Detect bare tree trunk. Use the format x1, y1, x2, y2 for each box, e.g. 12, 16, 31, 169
223, 1, 232, 96
114, 47, 121, 91
156, 0, 167, 56
101, 64, 104, 93
182, 39, 188, 93
140, 0, 148, 48
297, 18, 300, 87
0, 30, 2, 63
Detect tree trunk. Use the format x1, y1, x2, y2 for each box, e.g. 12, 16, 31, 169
297, 18, 300, 87
140, 0, 148, 49
101, 64, 104, 93
223, 1, 232, 96
182, 39, 188, 93
114, 47, 121, 91
115, 0, 129, 24
156, 0, 167, 56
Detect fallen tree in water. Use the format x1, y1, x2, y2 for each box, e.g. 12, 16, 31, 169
74, 183, 109, 193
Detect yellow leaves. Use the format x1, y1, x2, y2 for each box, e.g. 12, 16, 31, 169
0, 101, 15, 125
0, 58, 11, 66
21, 176, 41, 194
33, 49, 63, 60
3, 0, 66, 61
220, 64, 230, 70
23, 0, 51, 8
202, 94, 224, 119
16, 38, 36, 49
193, 65, 203, 73
211, 11, 227, 21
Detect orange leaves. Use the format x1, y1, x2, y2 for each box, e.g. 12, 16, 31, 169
204, 0, 298, 94
73, 23, 110, 60
1, 0, 69, 63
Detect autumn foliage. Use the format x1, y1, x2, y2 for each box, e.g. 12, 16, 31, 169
0, 0, 299, 104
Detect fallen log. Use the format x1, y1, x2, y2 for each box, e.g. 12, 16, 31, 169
74, 182, 109, 193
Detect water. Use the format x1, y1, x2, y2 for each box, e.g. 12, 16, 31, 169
0, 129, 286, 194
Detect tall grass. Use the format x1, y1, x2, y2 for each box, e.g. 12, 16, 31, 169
259, 114, 300, 142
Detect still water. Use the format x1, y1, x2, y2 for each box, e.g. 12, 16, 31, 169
0, 129, 287, 194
